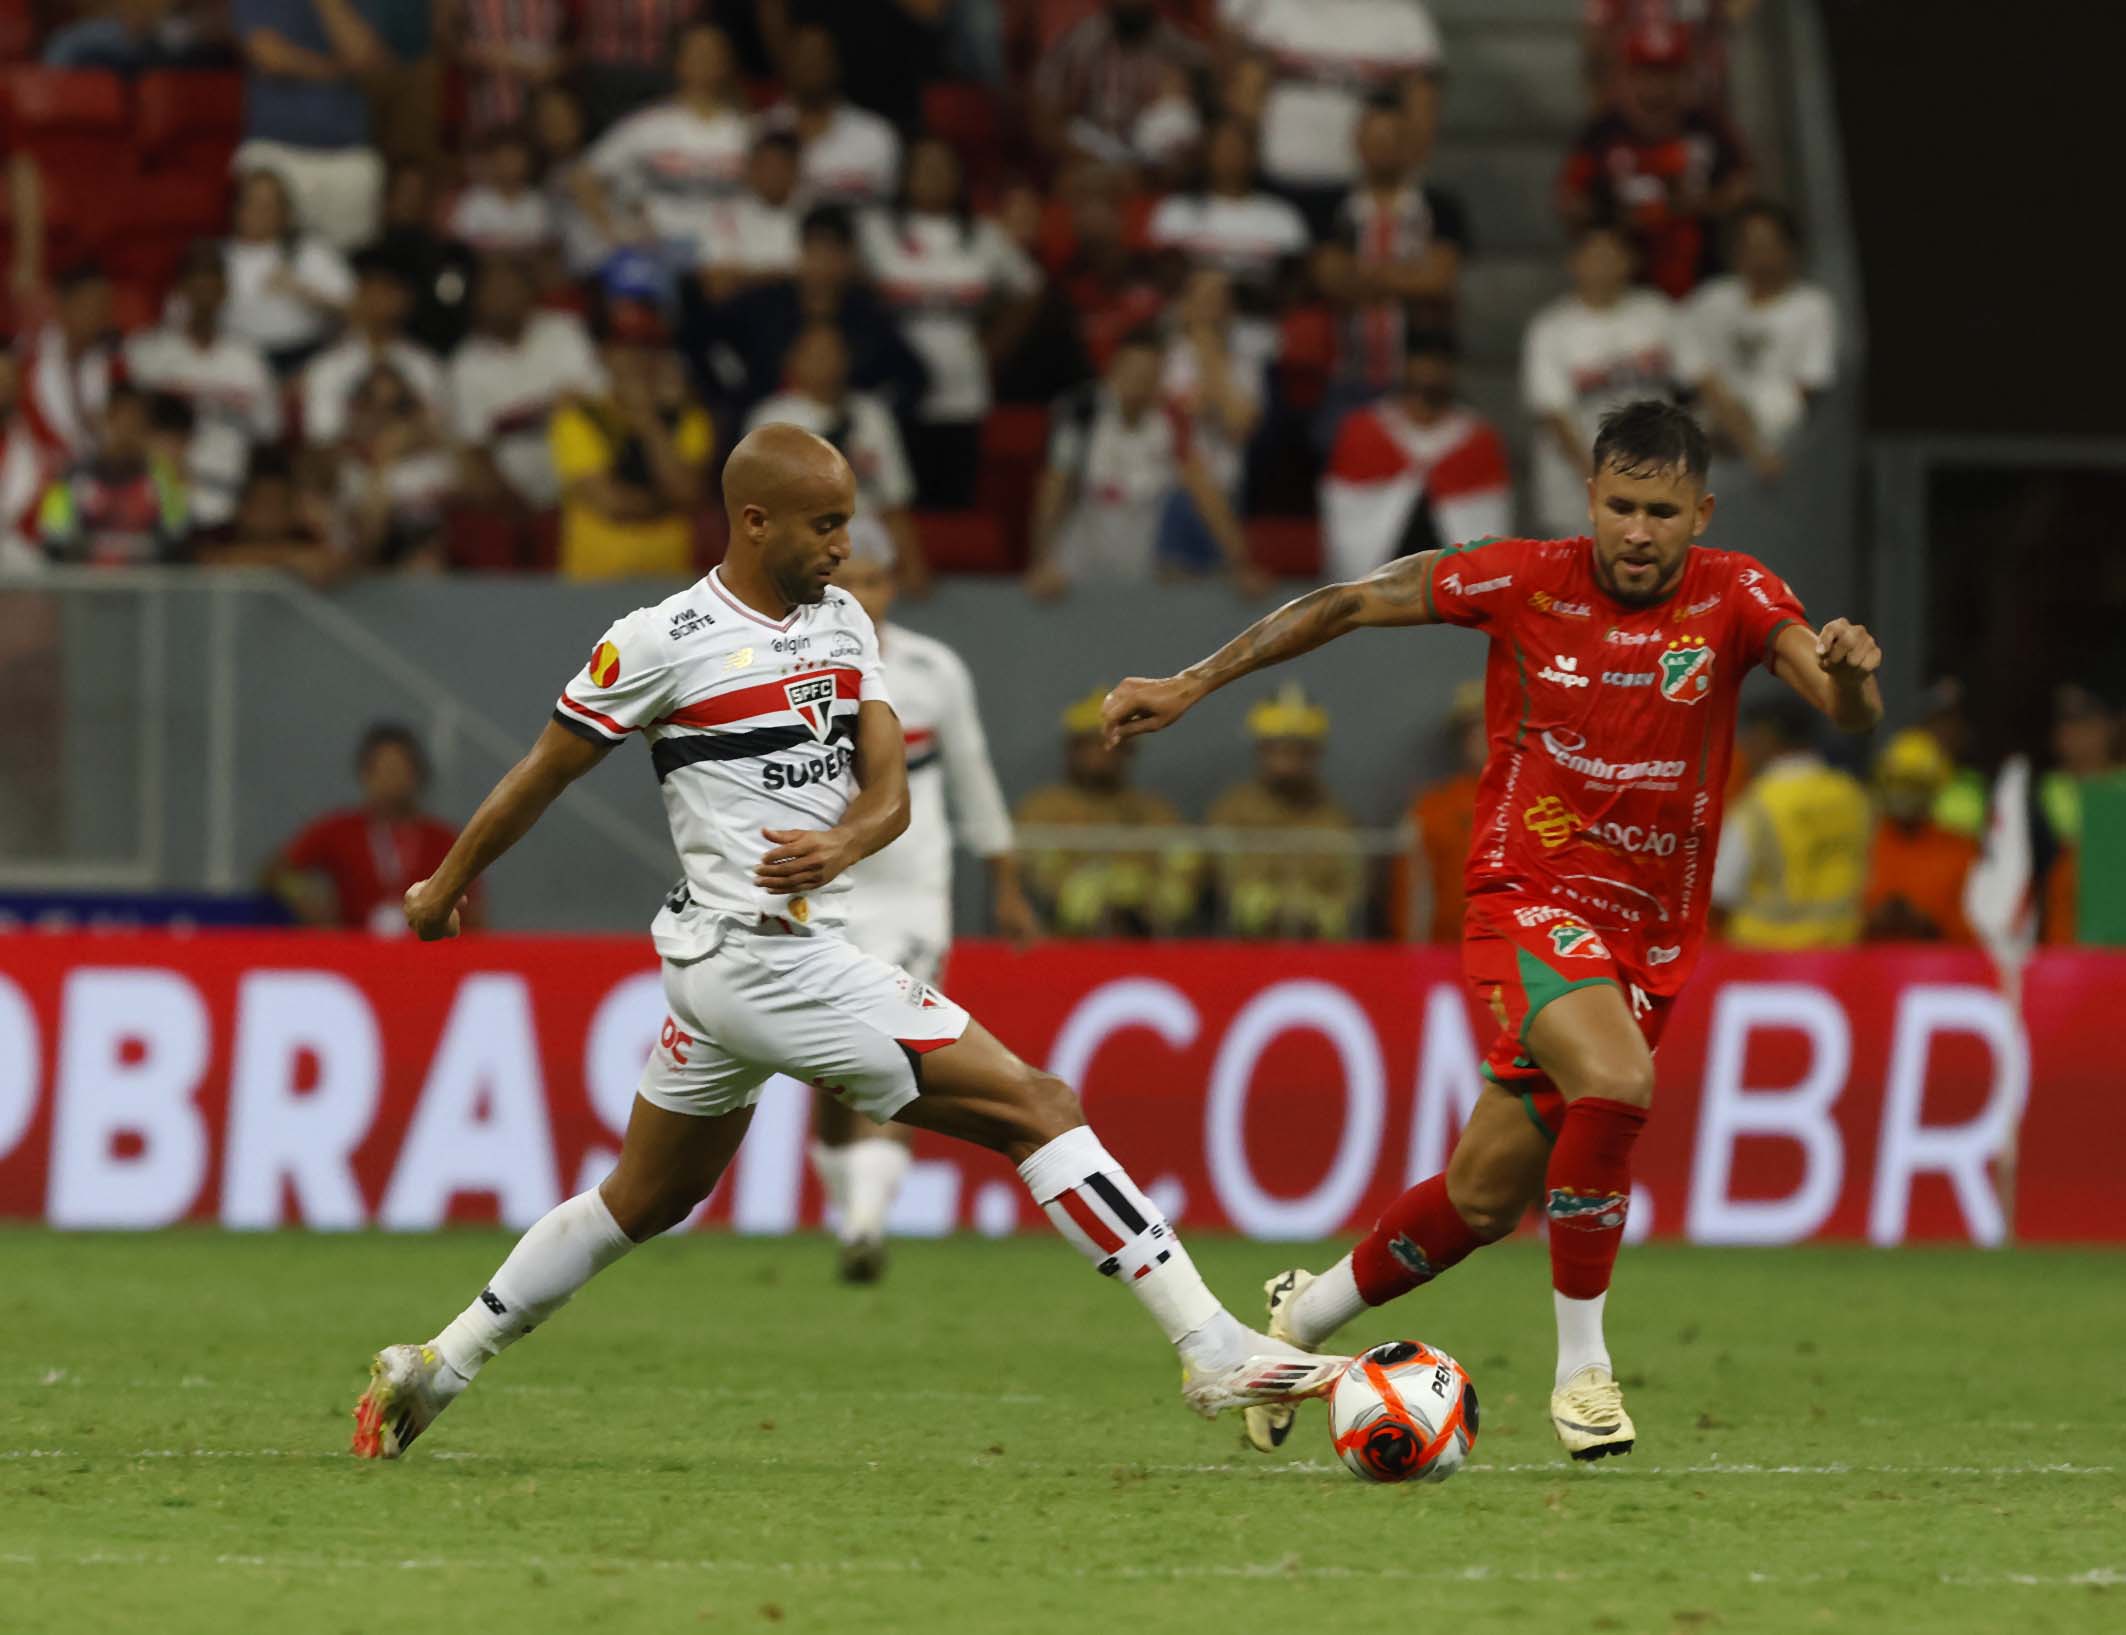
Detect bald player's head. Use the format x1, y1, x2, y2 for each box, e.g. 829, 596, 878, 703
721, 423, 858, 608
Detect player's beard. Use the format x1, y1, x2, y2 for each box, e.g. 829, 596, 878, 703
1594, 549, 1684, 607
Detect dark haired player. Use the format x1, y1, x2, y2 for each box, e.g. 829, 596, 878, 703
1103, 401, 1882, 1461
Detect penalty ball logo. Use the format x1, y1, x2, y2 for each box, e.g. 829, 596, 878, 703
783, 674, 839, 741
1659, 637, 1714, 704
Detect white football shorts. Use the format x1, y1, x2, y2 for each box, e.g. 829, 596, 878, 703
843, 888, 950, 988
637, 920, 971, 1122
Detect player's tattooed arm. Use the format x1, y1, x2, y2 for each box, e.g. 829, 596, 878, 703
1102, 551, 1442, 743
405, 721, 612, 939
755, 700, 910, 893
1771, 618, 1884, 733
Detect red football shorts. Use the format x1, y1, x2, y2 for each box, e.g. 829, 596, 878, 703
1462, 894, 1676, 1139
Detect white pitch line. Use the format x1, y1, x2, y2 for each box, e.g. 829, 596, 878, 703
2, 1448, 2111, 1478
0, 1550, 2117, 1589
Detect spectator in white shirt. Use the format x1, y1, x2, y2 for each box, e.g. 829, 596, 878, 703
745, 322, 928, 593
448, 127, 556, 257
1217, 0, 1444, 232
0, 352, 50, 573
696, 131, 804, 303
576, 21, 755, 265
1160, 266, 1268, 514
1027, 328, 1264, 598
1521, 219, 1704, 536
1147, 116, 1310, 350
448, 253, 604, 510
1688, 198, 1837, 478
220, 168, 354, 374
20, 263, 124, 462
126, 244, 283, 530
333, 361, 456, 569
301, 247, 447, 449
860, 136, 1044, 508
765, 24, 902, 207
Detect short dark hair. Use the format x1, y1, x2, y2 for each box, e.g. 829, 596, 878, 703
349, 246, 409, 286
1731, 196, 1802, 249
146, 390, 194, 437
1590, 399, 1710, 484
356, 722, 429, 782
1570, 214, 1635, 253
1404, 328, 1459, 363
799, 203, 855, 248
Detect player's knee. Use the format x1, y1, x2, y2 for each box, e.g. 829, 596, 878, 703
1571, 1058, 1655, 1109
601, 1173, 710, 1242
997, 1068, 1083, 1158
1444, 1167, 1525, 1242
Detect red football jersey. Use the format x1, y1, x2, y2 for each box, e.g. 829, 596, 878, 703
1426, 535, 1806, 989
279, 809, 468, 934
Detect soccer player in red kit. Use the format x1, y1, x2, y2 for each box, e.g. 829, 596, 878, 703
1102, 400, 1882, 1460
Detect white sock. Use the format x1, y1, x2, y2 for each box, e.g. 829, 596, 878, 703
1286, 1253, 1367, 1349
1553, 1289, 1612, 1387
1017, 1126, 1238, 1366
432, 1189, 635, 1382
810, 1141, 851, 1227
840, 1137, 910, 1243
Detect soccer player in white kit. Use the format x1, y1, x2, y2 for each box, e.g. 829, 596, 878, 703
809, 519, 1039, 1282
353, 424, 1341, 1458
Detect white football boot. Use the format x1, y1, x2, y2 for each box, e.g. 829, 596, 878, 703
352, 1343, 461, 1459
1242, 1267, 1318, 1453
1550, 1364, 1636, 1461
1181, 1326, 1344, 1421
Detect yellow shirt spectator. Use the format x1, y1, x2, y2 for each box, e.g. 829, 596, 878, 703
549, 399, 713, 581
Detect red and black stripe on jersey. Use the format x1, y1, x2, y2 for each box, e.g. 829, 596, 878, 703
552, 665, 862, 780
904, 725, 939, 775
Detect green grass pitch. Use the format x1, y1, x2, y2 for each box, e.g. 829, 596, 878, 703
3, 1230, 2121, 1634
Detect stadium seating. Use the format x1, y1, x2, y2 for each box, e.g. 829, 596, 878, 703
913, 510, 1013, 574
1245, 517, 1321, 579
134, 71, 243, 179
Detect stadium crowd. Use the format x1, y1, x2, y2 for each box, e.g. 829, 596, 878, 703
0, 0, 2108, 947
0, 0, 1829, 585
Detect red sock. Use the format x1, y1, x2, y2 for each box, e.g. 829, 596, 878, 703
1544, 1097, 1648, 1299
1350, 1174, 1485, 1305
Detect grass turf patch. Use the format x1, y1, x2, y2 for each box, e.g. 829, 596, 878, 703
2, 1229, 2121, 1633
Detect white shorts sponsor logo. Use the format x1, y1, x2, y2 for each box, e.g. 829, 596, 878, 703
1513, 903, 1574, 928
1647, 944, 1682, 966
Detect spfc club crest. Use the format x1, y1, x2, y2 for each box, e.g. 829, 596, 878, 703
1658, 637, 1715, 704
784, 673, 838, 741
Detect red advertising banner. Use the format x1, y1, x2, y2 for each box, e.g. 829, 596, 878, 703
0, 934, 2118, 1243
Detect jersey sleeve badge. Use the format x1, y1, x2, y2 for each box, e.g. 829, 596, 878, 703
588, 641, 622, 688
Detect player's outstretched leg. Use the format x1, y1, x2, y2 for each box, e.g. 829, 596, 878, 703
1527, 983, 1653, 1462
1242, 1087, 1548, 1451
894, 1020, 1347, 1419
352, 1098, 753, 1458
810, 1088, 913, 1284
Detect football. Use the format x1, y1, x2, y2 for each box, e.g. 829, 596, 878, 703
1328, 1340, 1479, 1484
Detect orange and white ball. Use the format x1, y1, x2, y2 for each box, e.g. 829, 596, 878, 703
1328, 1340, 1479, 1484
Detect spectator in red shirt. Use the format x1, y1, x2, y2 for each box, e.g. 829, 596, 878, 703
1583, 0, 1751, 113
1558, 22, 1752, 297
268, 723, 479, 933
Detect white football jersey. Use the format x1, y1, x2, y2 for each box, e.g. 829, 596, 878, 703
553, 568, 893, 958
842, 622, 1015, 955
